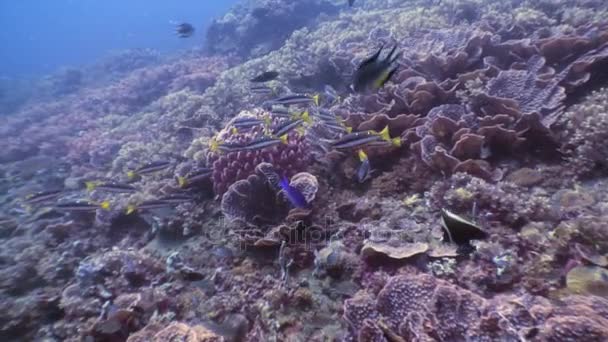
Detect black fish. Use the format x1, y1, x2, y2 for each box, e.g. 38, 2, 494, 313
352, 45, 401, 92
440, 209, 487, 245
250, 71, 279, 83
175, 22, 195, 38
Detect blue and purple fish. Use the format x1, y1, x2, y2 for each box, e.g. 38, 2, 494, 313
279, 176, 308, 208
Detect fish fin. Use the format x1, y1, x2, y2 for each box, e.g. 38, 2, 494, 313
391, 137, 402, 147
359, 45, 384, 69
126, 205, 137, 215
375, 66, 399, 89
127, 171, 137, 181
100, 201, 111, 210
209, 138, 219, 152
279, 134, 288, 144
378, 125, 391, 141
279, 176, 290, 189
301, 110, 311, 124
178, 176, 188, 188
373, 70, 391, 89
357, 149, 368, 162
313, 94, 320, 106
346, 126, 353, 133
231, 127, 238, 134
85, 181, 98, 192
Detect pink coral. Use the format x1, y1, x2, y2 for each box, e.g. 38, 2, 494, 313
207, 110, 312, 195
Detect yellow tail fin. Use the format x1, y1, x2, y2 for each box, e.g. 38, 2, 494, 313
378, 125, 390, 141
100, 201, 110, 210
301, 110, 311, 124
178, 176, 188, 188
127, 171, 137, 181
209, 138, 219, 152
374, 70, 391, 89
313, 94, 320, 106
85, 181, 98, 192
358, 149, 368, 162
279, 134, 288, 144
231, 127, 238, 134
392, 137, 402, 147
126, 205, 137, 215
346, 126, 353, 133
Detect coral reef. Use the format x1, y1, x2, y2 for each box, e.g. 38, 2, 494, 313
2, 0, 608, 341
204, 110, 312, 195
561, 87, 608, 176
205, 0, 340, 58
344, 273, 608, 341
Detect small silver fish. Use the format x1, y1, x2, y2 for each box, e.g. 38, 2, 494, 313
269, 94, 318, 106
24, 190, 64, 204
55, 201, 110, 212
86, 181, 138, 194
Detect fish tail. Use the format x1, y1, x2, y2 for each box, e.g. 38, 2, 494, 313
263, 114, 272, 127
209, 138, 219, 152
345, 126, 353, 133
279, 134, 288, 144
177, 176, 188, 188
126, 205, 137, 215
127, 171, 137, 180
313, 94, 320, 106
231, 127, 238, 134
100, 201, 111, 210
358, 149, 368, 162
378, 125, 391, 141
301, 110, 311, 124
85, 181, 97, 192
391, 137, 402, 147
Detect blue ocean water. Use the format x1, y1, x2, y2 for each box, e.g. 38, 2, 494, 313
0, 0, 238, 78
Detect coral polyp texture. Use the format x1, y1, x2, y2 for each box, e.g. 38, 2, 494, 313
344, 273, 608, 341
204, 110, 312, 195
2, 0, 608, 341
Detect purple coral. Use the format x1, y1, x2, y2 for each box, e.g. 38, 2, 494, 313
221, 163, 318, 244
344, 273, 608, 341
208, 111, 312, 195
